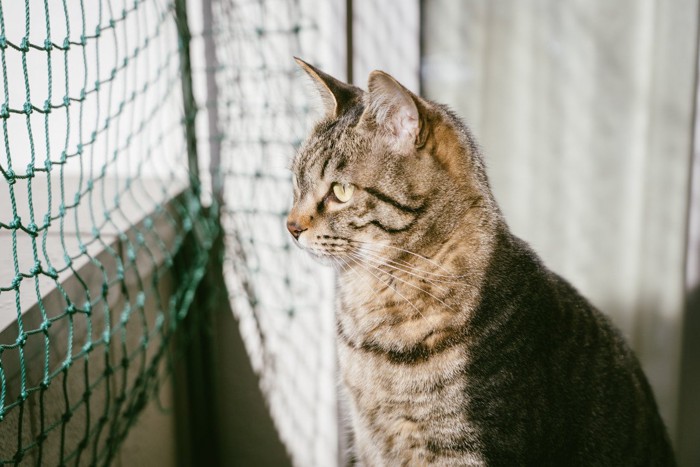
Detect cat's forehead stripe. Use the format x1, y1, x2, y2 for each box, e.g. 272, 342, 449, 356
319, 154, 332, 179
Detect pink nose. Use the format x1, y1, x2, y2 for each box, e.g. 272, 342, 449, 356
287, 220, 307, 239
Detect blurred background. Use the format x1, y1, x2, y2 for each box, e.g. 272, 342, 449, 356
0, 0, 698, 466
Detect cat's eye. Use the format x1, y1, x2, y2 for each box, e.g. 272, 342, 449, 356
332, 182, 355, 203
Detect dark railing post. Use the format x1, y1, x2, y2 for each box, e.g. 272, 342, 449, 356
172, 1, 220, 466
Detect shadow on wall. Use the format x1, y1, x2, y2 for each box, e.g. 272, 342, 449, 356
174, 227, 292, 467
678, 285, 700, 467
209, 302, 292, 466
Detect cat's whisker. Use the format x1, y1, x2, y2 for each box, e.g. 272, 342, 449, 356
350, 240, 466, 279
354, 248, 462, 288
345, 254, 426, 320
349, 252, 457, 314
354, 251, 455, 294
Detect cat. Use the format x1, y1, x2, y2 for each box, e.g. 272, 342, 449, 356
287, 57, 676, 466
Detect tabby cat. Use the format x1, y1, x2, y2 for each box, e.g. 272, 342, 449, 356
287, 57, 675, 466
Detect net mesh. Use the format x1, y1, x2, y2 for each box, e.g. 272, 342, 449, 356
204, 1, 340, 465
0, 0, 215, 464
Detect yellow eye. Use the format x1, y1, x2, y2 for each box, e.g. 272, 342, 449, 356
332, 182, 355, 203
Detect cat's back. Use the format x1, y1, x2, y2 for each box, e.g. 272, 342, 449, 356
467, 227, 676, 465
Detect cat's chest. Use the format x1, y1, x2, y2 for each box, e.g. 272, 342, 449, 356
336, 310, 476, 465
335, 266, 482, 463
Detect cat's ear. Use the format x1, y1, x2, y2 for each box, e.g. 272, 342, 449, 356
295, 57, 362, 119
362, 71, 427, 149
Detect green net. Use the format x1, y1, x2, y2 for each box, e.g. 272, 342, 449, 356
206, 1, 340, 464
0, 0, 215, 464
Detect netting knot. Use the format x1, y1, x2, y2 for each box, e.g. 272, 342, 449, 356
60, 150, 67, 162
92, 227, 99, 239
19, 37, 29, 52
5, 168, 16, 185
79, 35, 86, 46
127, 245, 136, 262
40, 379, 50, 390
8, 215, 20, 229
155, 314, 164, 329
19, 390, 28, 401
46, 267, 58, 279
11, 274, 21, 288
43, 99, 51, 113
136, 292, 145, 308
95, 25, 102, 37
15, 332, 27, 347
135, 232, 145, 245
40, 320, 52, 332
121, 306, 131, 324
25, 164, 34, 178
0, 103, 9, 119
82, 342, 93, 354
29, 261, 41, 275
58, 203, 66, 217
83, 301, 92, 315
63, 253, 71, 267
43, 38, 53, 51
23, 102, 33, 114
62, 95, 70, 107
0, 35, 6, 49
66, 303, 76, 315
44, 158, 52, 171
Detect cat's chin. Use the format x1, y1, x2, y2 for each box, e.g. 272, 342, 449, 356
305, 251, 340, 268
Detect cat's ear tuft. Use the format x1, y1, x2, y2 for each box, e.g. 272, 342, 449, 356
295, 57, 362, 119
363, 71, 425, 149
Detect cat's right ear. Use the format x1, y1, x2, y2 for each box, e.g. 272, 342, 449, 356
295, 57, 361, 119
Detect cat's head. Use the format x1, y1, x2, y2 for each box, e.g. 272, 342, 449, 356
288, 58, 494, 266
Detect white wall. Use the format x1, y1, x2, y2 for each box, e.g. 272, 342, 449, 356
422, 0, 698, 444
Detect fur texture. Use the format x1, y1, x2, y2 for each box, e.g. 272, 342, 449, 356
288, 58, 675, 466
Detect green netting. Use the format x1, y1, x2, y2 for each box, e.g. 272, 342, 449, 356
208, 1, 339, 465
0, 0, 215, 464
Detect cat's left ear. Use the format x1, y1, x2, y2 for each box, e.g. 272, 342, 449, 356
295, 57, 362, 119
362, 71, 427, 149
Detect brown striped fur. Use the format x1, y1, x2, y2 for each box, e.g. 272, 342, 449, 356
288, 58, 675, 466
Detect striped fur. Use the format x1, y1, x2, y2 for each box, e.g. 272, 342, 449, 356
288, 59, 675, 466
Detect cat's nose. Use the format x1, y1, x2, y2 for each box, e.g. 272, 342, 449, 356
287, 219, 307, 239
